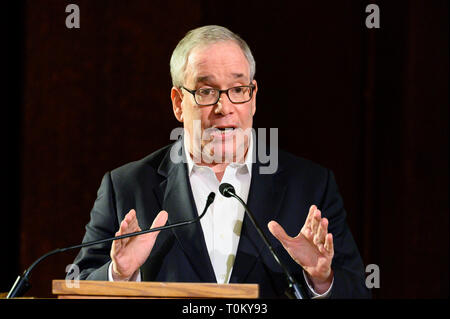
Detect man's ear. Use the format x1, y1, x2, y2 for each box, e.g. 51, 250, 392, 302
251, 79, 258, 116
171, 86, 184, 122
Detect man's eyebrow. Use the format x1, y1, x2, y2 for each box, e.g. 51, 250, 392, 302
195, 75, 213, 83
195, 73, 245, 83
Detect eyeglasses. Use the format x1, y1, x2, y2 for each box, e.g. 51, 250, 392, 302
181, 84, 255, 106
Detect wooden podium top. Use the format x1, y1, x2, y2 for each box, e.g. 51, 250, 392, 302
52, 280, 259, 299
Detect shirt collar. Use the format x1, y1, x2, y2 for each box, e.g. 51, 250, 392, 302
184, 131, 253, 177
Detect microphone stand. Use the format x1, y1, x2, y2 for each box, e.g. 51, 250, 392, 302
220, 183, 310, 299
7, 192, 216, 298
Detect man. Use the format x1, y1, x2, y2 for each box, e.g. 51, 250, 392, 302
71, 25, 370, 298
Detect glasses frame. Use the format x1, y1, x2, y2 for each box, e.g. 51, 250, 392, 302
181, 84, 255, 106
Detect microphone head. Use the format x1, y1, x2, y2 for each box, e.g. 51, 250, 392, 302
207, 192, 216, 204
219, 183, 235, 197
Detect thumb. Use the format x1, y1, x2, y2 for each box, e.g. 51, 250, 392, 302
151, 210, 168, 230
145, 210, 168, 242
268, 220, 292, 247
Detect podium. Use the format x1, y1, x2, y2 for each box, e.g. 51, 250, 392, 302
52, 280, 259, 299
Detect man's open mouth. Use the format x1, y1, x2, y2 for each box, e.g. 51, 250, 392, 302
205, 126, 237, 139
216, 127, 236, 133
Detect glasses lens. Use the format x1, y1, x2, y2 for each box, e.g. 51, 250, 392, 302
195, 88, 219, 105
193, 86, 253, 105
229, 86, 252, 103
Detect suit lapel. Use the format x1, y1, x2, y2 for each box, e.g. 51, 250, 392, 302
230, 157, 287, 284
154, 139, 217, 283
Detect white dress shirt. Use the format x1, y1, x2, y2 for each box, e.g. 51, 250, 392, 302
186, 136, 253, 284
108, 134, 333, 297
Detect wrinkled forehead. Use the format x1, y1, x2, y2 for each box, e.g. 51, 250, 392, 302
184, 41, 251, 86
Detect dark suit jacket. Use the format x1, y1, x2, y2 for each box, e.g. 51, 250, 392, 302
71, 139, 370, 298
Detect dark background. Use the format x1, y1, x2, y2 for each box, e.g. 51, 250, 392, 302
3, 0, 448, 298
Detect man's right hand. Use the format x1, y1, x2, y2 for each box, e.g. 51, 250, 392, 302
110, 209, 168, 281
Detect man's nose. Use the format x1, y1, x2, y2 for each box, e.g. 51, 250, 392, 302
214, 92, 233, 115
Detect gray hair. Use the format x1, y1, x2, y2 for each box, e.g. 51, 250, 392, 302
169, 25, 256, 87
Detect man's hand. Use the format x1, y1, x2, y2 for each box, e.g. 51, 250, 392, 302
110, 209, 168, 281
268, 205, 334, 294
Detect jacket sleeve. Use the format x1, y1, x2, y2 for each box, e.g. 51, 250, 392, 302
68, 172, 119, 281
321, 170, 371, 299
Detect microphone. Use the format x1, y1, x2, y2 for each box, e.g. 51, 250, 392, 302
219, 183, 310, 299
7, 192, 216, 298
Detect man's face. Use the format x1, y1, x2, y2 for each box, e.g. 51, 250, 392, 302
171, 41, 257, 164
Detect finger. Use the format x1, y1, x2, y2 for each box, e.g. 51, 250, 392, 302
112, 230, 122, 251
302, 205, 317, 236
118, 218, 128, 234
119, 210, 134, 234
314, 218, 328, 246
119, 210, 142, 246
303, 205, 316, 230
123, 209, 135, 221
124, 209, 141, 232
117, 219, 131, 245
302, 226, 314, 241
117, 209, 137, 245
324, 233, 334, 255
311, 209, 321, 235
268, 220, 293, 247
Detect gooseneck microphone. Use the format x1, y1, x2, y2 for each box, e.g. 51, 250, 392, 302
219, 183, 310, 299
7, 192, 216, 298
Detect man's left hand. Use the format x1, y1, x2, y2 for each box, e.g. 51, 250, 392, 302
268, 205, 334, 294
